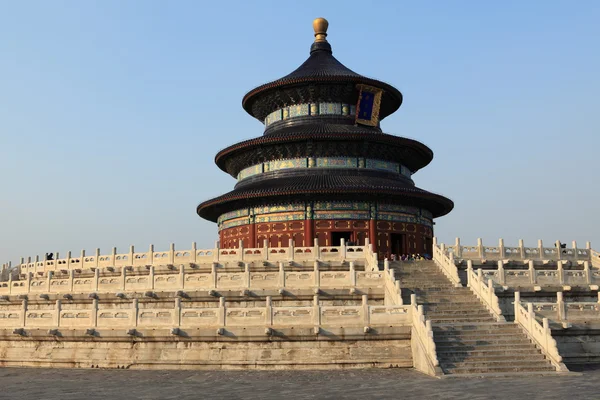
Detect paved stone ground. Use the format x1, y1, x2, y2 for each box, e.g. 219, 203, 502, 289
0, 366, 597, 400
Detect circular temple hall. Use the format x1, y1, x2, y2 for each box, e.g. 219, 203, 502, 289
197, 18, 453, 258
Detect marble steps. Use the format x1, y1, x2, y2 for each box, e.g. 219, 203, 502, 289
421, 304, 487, 312
441, 363, 556, 375
433, 324, 523, 334
436, 347, 543, 358
428, 316, 497, 323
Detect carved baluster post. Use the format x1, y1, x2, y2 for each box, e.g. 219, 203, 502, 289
179, 264, 185, 289
519, 239, 525, 260
455, 237, 462, 258
538, 240, 544, 261
149, 266, 155, 290
55, 299, 61, 327
497, 260, 505, 285
218, 297, 226, 327
66, 251, 71, 271
557, 261, 564, 285
312, 295, 320, 326
21, 298, 27, 328
131, 298, 138, 327
584, 261, 591, 285
121, 266, 126, 290
556, 240, 562, 261
93, 268, 99, 292
92, 298, 98, 328
514, 291, 521, 321
263, 239, 268, 261
529, 260, 536, 285
466, 260, 473, 287
362, 294, 369, 327
145, 244, 153, 267
111, 247, 117, 267
212, 263, 218, 289
244, 263, 250, 289
169, 243, 175, 265
214, 240, 220, 263
47, 271, 53, 293
265, 296, 273, 326
239, 239, 244, 263
527, 302, 534, 332
26, 271, 32, 294
191, 241, 197, 264
173, 298, 181, 327
477, 238, 484, 259
557, 291, 565, 321
278, 262, 285, 289
95, 248, 100, 269
313, 261, 320, 289
349, 261, 356, 288
499, 238, 505, 259
129, 246, 134, 267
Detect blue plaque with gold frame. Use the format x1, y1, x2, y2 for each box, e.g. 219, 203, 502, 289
355, 84, 383, 126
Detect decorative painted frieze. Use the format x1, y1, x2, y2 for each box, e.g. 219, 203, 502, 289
314, 211, 370, 220
237, 158, 411, 181
316, 157, 358, 168
313, 201, 370, 211
264, 102, 357, 127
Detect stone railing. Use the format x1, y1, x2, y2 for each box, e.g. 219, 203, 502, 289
446, 238, 593, 263
382, 260, 402, 306
466, 262, 505, 322
0, 262, 386, 296
432, 239, 461, 286
479, 260, 597, 289
409, 293, 441, 376
15, 241, 373, 276
526, 291, 600, 323
0, 295, 411, 332
513, 292, 568, 372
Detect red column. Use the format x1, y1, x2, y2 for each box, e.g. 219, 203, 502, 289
305, 219, 314, 247
369, 219, 378, 255
249, 223, 256, 248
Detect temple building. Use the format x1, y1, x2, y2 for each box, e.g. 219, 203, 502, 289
197, 18, 453, 258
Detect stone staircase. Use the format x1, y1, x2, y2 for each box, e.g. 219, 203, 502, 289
394, 260, 557, 375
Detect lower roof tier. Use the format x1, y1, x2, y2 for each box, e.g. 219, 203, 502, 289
197, 173, 454, 222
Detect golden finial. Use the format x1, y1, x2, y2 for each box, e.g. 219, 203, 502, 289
313, 17, 329, 43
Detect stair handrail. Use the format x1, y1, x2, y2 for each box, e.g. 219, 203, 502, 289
466, 262, 505, 322
592, 249, 600, 269
382, 260, 402, 306
410, 294, 441, 376
365, 242, 380, 271
432, 239, 461, 286
513, 292, 568, 372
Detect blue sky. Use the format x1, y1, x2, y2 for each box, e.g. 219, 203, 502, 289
0, 1, 598, 264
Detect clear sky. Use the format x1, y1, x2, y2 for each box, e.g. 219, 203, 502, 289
1, 1, 598, 264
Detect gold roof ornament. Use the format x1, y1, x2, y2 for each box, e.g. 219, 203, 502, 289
313, 17, 329, 43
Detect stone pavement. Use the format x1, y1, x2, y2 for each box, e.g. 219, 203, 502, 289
0, 366, 596, 400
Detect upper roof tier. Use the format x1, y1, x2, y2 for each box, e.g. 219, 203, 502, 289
242, 18, 403, 126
